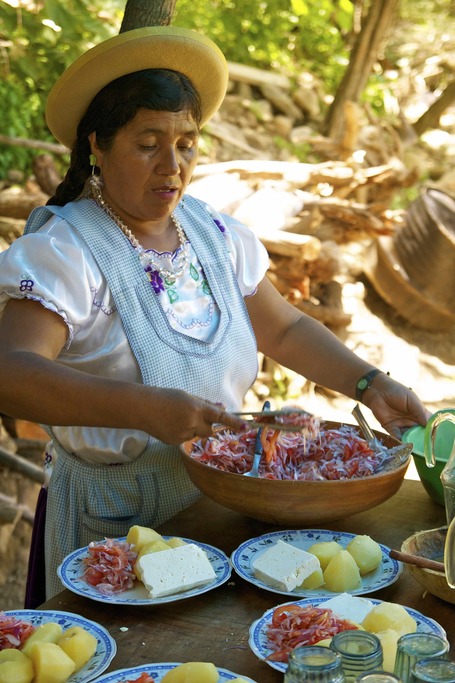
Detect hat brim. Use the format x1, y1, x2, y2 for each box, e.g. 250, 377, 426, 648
46, 26, 228, 148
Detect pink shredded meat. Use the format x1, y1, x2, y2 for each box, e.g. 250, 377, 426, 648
82, 538, 138, 594
265, 603, 359, 663
191, 424, 385, 481
0, 612, 35, 650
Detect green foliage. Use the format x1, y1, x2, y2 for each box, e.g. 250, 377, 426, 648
0, 0, 121, 178
173, 0, 353, 89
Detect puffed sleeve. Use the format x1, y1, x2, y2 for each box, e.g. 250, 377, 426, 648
0, 215, 104, 349
212, 210, 270, 297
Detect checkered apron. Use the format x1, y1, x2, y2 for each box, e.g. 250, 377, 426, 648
25, 196, 258, 599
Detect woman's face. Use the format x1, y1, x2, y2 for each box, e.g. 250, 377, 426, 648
89, 108, 199, 229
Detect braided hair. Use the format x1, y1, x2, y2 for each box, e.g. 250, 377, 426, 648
47, 69, 202, 206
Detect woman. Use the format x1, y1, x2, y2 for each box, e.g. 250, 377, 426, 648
0, 27, 428, 606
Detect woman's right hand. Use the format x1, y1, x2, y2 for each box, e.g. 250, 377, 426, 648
139, 387, 248, 445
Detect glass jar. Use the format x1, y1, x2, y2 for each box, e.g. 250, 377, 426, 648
330, 630, 383, 682
356, 673, 402, 683
394, 633, 450, 683
284, 646, 346, 683
411, 658, 455, 683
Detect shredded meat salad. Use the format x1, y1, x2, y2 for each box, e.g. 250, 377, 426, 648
191, 420, 387, 481
82, 537, 138, 594
266, 603, 359, 662
0, 612, 35, 650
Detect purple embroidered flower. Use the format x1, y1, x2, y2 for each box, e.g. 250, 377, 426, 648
145, 266, 165, 294
213, 218, 225, 233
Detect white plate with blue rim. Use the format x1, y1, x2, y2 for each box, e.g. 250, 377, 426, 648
58, 536, 231, 606
248, 597, 447, 674
231, 529, 402, 598
86, 663, 257, 682
4, 610, 116, 683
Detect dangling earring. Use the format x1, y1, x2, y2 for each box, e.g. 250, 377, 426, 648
88, 153, 103, 201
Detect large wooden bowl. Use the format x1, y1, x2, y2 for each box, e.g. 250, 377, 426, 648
180, 421, 410, 526
401, 527, 455, 605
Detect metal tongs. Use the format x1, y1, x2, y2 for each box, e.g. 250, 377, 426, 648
351, 403, 412, 470
233, 407, 315, 432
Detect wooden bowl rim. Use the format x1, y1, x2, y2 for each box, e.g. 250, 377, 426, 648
401, 526, 448, 578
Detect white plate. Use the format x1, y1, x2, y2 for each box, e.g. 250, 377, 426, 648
58, 536, 231, 605
231, 529, 402, 597
4, 610, 116, 683
249, 597, 447, 673
89, 662, 256, 682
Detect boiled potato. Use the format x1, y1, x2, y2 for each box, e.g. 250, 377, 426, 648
57, 625, 97, 672
0, 649, 34, 683
28, 641, 76, 683
347, 535, 382, 575
21, 622, 63, 656
323, 549, 362, 592
307, 541, 343, 570
134, 539, 171, 578
138, 539, 171, 558
126, 525, 163, 553
374, 629, 401, 672
362, 602, 417, 637
299, 567, 325, 589
161, 661, 218, 682
166, 537, 187, 548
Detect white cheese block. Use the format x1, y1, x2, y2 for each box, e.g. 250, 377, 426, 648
322, 592, 374, 623
136, 543, 216, 598
252, 539, 321, 591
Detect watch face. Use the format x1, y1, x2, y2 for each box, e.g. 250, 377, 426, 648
357, 378, 369, 390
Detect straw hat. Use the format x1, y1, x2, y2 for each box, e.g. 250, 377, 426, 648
46, 26, 229, 148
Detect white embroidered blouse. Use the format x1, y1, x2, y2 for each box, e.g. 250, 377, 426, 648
0, 204, 269, 465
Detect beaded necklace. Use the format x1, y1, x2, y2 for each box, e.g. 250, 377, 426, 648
90, 178, 189, 283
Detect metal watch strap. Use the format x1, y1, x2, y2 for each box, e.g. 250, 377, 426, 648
355, 369, 383, 402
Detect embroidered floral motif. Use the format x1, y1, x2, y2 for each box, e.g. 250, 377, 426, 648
90, 287, 116, 315
212, 217, 226, 233
167, 289, 179, 304
202, 279, 211, 296
144, 266, 165, 294
189, 263, 199, 281
19, 278, 34, 292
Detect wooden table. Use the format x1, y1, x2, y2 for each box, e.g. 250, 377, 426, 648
41, 479, 454, 681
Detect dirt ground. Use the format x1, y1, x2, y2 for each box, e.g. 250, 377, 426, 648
1, 267, 453, 611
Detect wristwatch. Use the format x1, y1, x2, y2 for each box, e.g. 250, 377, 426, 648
355, 369, 383, 402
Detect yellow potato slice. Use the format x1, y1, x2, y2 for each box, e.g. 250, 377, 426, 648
0, 649, 34, 683
57, 625, 97, 672
21, 622, 63, 656
161, 661, 218, 682
126, 525, 163, 553
28, 641, 76, 683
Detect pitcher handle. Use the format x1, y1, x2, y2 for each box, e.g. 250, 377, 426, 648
423, 412, 455, 469
445, 516, 455, 589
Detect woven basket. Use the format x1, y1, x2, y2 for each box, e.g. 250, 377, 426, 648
364, 188, 455, 331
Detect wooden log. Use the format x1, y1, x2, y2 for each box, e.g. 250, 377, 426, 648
0, 134, 67, 154
227, 61, 291, 90
0, 216, 24, 242
32, 154, 62, 196
0, 446, 44, 484
0, 186, 48, 220
258, 230, 321, 260
0, 493, 34, 526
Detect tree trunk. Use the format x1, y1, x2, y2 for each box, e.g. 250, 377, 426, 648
120, 0, 177, 32
323, 0, 400, 141
413, 80, 455, 136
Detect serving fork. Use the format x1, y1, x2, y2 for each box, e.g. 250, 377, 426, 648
243, 400, 270, 477
232, 407, 316, 432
